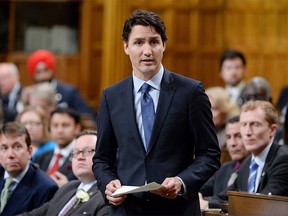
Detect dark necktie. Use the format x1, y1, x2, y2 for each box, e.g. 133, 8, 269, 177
48, 153, 63, 175
141, 83, 155, 149
248, 160, 258, 193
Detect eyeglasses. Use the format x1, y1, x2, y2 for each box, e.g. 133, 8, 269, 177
21, 121, 42, 127
71, 149, 95, 158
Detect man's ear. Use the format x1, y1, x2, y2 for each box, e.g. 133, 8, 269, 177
124, 42, 129, 55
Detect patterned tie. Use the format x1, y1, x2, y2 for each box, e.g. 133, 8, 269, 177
59, 195, 78, 216
0, 177, 14, 213
141, 83, 155, 149
248, 160, 258, 193
48, 153, 63, 175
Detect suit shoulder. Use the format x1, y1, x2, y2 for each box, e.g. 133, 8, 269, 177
34, 150, 53, 162
31, 164, 58, 187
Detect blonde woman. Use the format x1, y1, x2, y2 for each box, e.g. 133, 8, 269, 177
206, 86, 239, 149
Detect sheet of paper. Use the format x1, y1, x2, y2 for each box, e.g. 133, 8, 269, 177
112, 182, 163, 197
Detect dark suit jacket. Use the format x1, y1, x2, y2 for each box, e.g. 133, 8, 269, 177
0, 163, 58, 215
277, 86, 288, 111
19, 180, 109, 216
210, 142, 288, 207
93, 69, 221, 215
200, 161, 239, 197
54, 80, 97, 120
34, 150, 76, 180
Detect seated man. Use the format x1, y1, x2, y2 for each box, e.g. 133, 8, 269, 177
19, 130, 109, 216
207, 100, 288, 208
0, 122, 58, 215
199, 115, 250, 209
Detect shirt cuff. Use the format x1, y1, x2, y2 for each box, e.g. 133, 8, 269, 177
175, 176, 187, 196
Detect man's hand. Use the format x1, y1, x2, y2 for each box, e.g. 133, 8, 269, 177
151, 177, 182, 199
105, 179, 127, 206
50, 171, 69, 187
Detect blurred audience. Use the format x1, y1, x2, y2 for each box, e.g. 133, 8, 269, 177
27, 49, 97, 123
206, 100, 288, 208
206, 87, 239, 149
241, 76, 282, 142
199, 115, 250, 209
34, 107, 81, 187
0, 63, 23, 122
219, 49, 247, 108
19, 130, 110, 216
0, 122, 58, 215
16, 106, 56, 161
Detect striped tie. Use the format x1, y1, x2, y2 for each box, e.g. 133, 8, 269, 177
59, 195, 78, 216
248, 160, 258, 193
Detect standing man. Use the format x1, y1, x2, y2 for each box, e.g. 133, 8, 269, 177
219, 49, 247, 108
34, 107, 81, 187
0, 122, 58, 215
20, 130, 109, 216
93, 9, 221, 216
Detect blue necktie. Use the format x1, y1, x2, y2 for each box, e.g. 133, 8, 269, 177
141, 83, 155, 149
248, 160, 258, 193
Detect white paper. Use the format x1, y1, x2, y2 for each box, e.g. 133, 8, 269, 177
112, 182, 163, 197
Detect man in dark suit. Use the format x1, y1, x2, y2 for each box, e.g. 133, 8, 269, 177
0, 63, 23, 122
26, 49, 97, 123
0, 122, 58, 215
20, 130, 109, 216
92, 9, 221, 216
34, 107, 81, 187
208, 100, 288, 208
199, 115, 250, 209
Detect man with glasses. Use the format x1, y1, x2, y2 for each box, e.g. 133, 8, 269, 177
0, 122, 58, 215
20, 130, 109, 216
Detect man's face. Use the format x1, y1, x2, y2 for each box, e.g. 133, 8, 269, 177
124, 25, 166, 80
33, 62, 54, 83
220, 58, 246, 87
240, 108, 277, 156
0, 134, 32, 177
50, 113, 80, 149
19, 111, 44, 144
242, 84, 268, 102
72, 134, 96, 184
226, 122, 249, 162
0, 64, 18, 96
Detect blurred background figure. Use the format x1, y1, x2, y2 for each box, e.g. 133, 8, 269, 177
199, 115, 250, 209
206, 86, 239, 149
21, 82, 57, 117
219, 49, 247, 108
0, 63, 23, 122
241, 76, 282, 142
241, 76, 272, 104
34, 107, 81, 187
27, 49, 97, 123
17, 106, 56, 161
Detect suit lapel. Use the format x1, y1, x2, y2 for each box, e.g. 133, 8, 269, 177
147, 70, 176, 154
121, 77, 145, 151
257, 142, 279, 192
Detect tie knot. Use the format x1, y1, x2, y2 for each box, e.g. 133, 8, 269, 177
56, 153, 63, 159
250, 160, 258, 169
141, 83, 151, 94
4, 178, 13, 188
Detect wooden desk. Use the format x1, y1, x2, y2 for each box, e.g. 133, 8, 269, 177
228, 191, 288, 216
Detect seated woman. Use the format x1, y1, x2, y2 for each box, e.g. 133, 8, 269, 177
17, 106, 56, 161
206, 87, 239, 150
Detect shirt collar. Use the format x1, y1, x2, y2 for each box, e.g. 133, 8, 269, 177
4, 163, 30, 184
54, 139, 76, 158
133, 65, 164, 93
252, 140, 273, 166
77, 180, 97, 192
